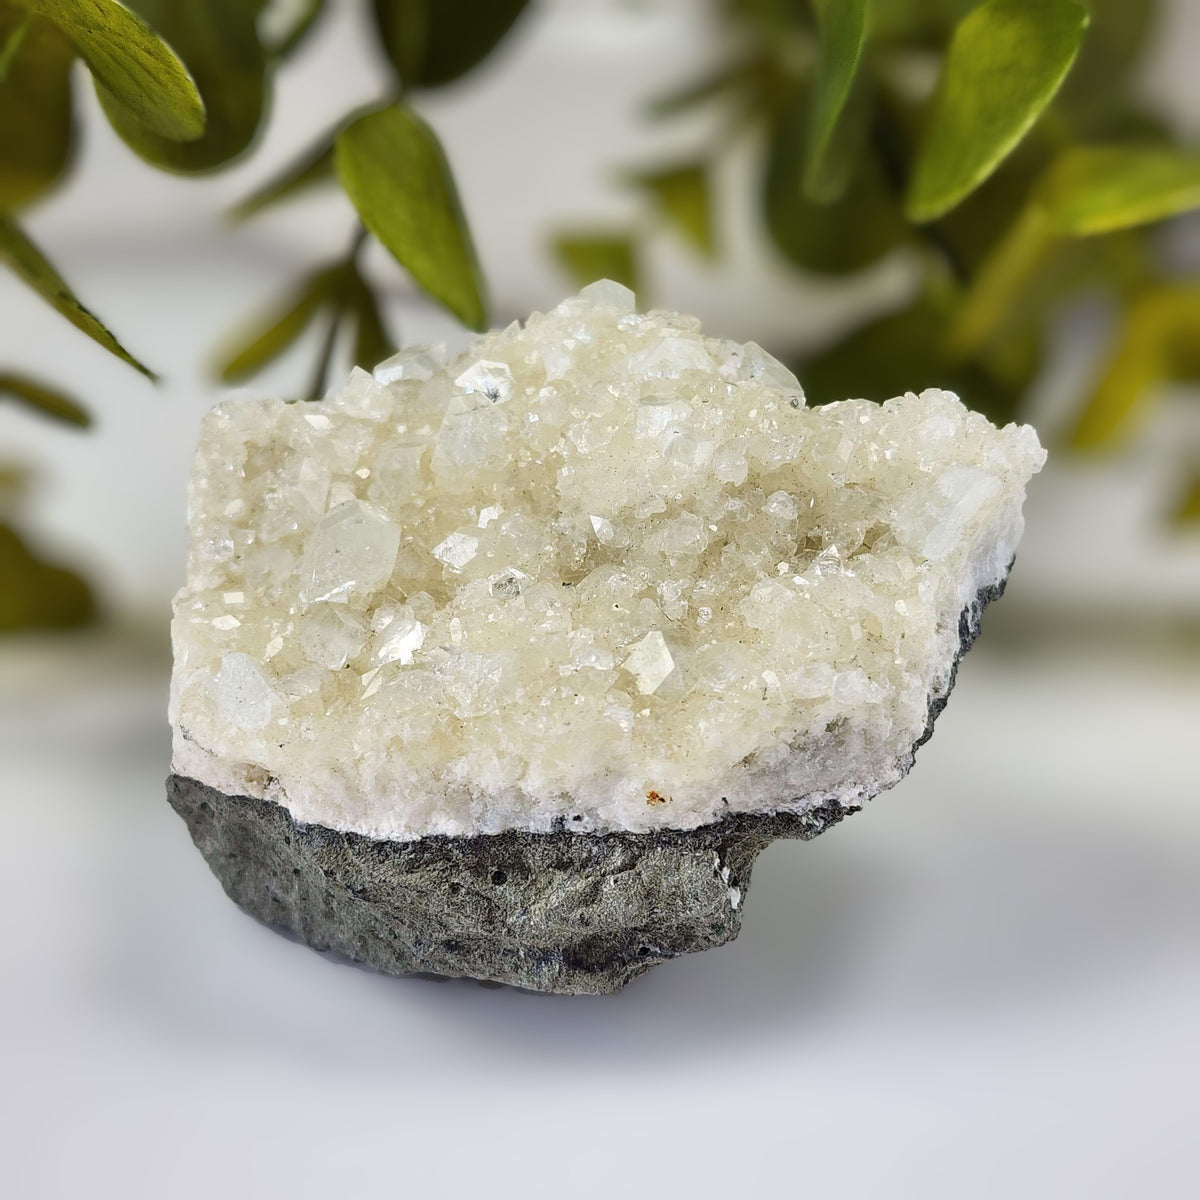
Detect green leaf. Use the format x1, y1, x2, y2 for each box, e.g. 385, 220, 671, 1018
1170, 475, 1200, 526
905, 0, 1089, 222
1038, 145, 1200, 236
217, 265, 341, 383
0, 11, 75, 212
31, 0, 205, 141
629, 163, 715, 258
551, 233, 640, 297
0, 371, 91, 427
945, 204, 1055, 359
803, 0, 868, 202
800, 294, 1037, 427
96, 0, 267, 172
0, 217, 155, 378
231, 133, 335, 221
372, 0, 529, 89
949, 144, 1200, 358
336, 104, 487, 330
0, 522, 94, 631
1069, 286, 1200, 449
764, 87, 908, 275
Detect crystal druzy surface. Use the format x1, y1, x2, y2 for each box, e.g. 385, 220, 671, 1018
171, 282, 1044, 841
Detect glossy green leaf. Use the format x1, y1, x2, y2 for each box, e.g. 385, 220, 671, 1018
0, 11, 75, 212
0, 217, 155, 378
551, 233, 640, 297
0, 371, 91, 427
0, 522, 94, 631
336, 105, 487, 330
1069, 286, 1200, 449
231, 133, 335, 221
31, 0, 205, 141
372, 0, 529, 89
803, 0, 868, 202
765, 88, 908, 275
217, 266, 340, 383
97, 1, 267, 172
629, 163, 715, 258
1038, 146, 1200, 236
1170, 475, 1200, 526
906, 0, 1089, 222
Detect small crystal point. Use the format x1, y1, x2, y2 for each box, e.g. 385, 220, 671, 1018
214, 653, 275, 731
623, 631, 676, 695
432, 530, 480, 571
579, 278, 637, 313
300, 500, 400, 605
454, 360, 514, 404
374, 345, 444, 384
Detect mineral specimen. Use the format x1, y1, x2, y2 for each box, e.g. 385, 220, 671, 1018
169, 281, 1045, 993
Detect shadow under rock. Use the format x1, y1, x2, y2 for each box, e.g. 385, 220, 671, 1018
97, 792, 1200, 1076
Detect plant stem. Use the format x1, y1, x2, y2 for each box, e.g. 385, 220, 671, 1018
306, 312, 340, 400
305, 226, 370, 399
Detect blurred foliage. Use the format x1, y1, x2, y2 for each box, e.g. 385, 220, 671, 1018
0, 0, 530, 631
555, 0, 1200, 527
3, 0, 1198, 634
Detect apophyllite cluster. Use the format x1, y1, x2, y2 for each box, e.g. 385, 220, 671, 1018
168, 281, 1044, 993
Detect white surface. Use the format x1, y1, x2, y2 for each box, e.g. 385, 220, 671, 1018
1, 632, 1198, 1198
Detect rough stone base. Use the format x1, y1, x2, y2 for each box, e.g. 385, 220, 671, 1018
167, 773, 845, 994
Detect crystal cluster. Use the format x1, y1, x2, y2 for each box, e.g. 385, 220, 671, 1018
170, 282, 1045, 841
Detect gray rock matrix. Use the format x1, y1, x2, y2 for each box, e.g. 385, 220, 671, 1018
167, 577, 1004, 994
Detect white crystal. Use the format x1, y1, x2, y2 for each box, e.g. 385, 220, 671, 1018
454, 360, 513, 404
623, 631, 676, 695
300, 605, 366, 670
214, 653, 275, 731
373, 606, 425, 665
589, 514, 615, 543
433, 530, 480, 571
171, 286, 1045, 842
579, 278, 636, 312
489, 567, 532, 599
299, 500, 400, 605
373, 344, 444, 384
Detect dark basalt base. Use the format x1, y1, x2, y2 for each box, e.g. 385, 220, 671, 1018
166, 574, 1007, 995
167, 774, 845, 994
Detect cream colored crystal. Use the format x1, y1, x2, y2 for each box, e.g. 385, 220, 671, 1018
170, 282, 1045, 840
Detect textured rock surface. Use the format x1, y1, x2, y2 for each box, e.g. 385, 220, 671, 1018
167, 774, 845, 994
168, 577, 1005, 993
